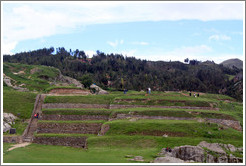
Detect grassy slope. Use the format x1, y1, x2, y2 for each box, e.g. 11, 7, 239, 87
3, 87, 37, 135
3, 63, 60, 91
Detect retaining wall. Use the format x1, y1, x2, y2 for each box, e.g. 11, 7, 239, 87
42, 103, 218, 110
42, 114, 109, 121
42, 103, 109, 109
49, 88, 91, 95
33, 136, 87, 148
37, 122, 102, 134
3, 136, 23, 143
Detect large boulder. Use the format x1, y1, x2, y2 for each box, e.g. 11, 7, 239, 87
171, 145, 205, 162
155, 141, 243, 163
3, 113, 18, 132
198, 141, 226, 154
153, 156, 185, 163
90, 84, 109, 94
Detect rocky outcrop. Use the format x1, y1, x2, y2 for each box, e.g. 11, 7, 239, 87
153, 156, 186, 163
54, 70, 84, 88
156, 141, 243, 163
3, 74, 28, 91
3, 113, 18, 132
90, 84, 109, 94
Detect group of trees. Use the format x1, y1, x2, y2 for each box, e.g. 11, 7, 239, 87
3, 47, 243, 101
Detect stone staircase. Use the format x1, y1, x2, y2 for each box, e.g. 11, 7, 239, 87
22, 94, 46, 142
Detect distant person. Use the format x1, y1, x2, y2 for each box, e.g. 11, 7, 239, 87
189, 91, 191, 96
146, 88, 148, 94
148, 87, 151, 94
124, 89, 127, 94
197, 93, 199, 97
34, 113, 37, 118
36, 113, 39, 119
168, 148, 172, 152
194, 93, 196, 97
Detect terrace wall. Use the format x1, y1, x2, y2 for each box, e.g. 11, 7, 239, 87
33, 136, 87, 148
42, 103, 109, 109
37, 122, 102, 134
48, 88, 91, 95
42, 114, 109, 121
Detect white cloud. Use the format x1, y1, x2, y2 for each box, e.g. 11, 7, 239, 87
2, 41, 17, 55
2, 2, 244, 54
209, 34, 231, 41
84, 50, 96, 58
131, 41, 149, 45
107, 40, 124, 47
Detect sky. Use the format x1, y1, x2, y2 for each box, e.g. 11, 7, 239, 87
1, 1, 245, 63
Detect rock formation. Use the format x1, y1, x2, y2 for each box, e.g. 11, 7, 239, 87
90, 84, 109, 94
155, 141, 243, 163
3, 113, 18, 132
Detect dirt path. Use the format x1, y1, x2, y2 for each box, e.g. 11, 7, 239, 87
7, 142, 31, 151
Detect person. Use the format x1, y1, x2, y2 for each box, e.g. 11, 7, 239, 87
148, 87, 151, 94
34, 113, 37, 118
194, 93, 196, 97
146, 88, 148, 94
197, 93, 199, 97
165, 147, 168, 152
36, 113, 39, 119
168, 148, 172, 152
189, 91, 191, 96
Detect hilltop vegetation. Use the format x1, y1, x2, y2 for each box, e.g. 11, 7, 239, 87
3, 47, 243, 101
220, 58, 243, 69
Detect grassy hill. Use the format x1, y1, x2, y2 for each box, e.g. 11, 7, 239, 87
220, 58, 243, 69
3, 63, 243, 163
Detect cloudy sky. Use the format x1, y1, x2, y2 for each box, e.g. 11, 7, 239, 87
2, 1, 244, 63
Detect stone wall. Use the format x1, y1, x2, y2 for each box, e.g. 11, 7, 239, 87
109, 104, 219, 110
42, 103, 218, 110
42, 103, 109, 109
42, 114, 109, 121
37, 122, 102, 134
3, 136, 23, 143
33, 136, 87, 148
49, 88, 90, 95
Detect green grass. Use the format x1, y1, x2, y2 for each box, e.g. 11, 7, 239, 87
3, 90, 37, 119
4, 63, 60, 91
3, 89, 37, 135
42, 108, 111, 115
3, 134, 243, 163
103, 119, 243, 140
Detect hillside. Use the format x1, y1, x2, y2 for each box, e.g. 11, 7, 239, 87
3, 89, 243, 163
220, 58, 243, 69
3, 63, 84, 92
3, 47, 243, 101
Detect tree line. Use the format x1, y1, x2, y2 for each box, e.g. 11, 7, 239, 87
3, 47, 243, 101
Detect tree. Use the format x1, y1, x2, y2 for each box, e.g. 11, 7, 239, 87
80, 74, 93, 88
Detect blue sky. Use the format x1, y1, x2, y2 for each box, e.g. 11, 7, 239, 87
2, 1, 244, 63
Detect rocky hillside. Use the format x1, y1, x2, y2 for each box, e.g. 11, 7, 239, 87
220, 58, 243, 69
3, 63, 84, 92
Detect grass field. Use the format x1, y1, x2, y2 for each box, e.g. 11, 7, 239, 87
3, 88, 37, 135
